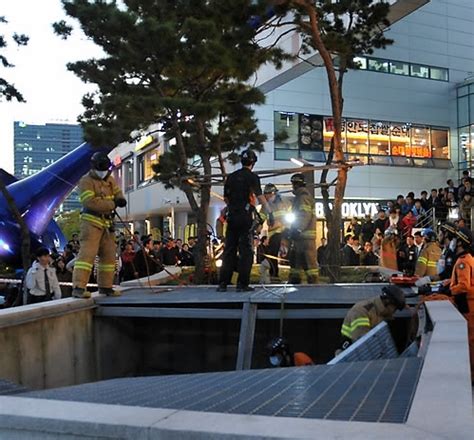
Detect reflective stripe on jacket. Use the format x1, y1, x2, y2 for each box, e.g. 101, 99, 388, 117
415, 242, 442, 277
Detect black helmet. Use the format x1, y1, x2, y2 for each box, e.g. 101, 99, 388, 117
240, 149, 258, 166
455, 227, 473, 248
421, 228, 437, 242
90, 152, 111, 171
291, 173, 306, 187
381, 285, 406, 310
440, 222, 457, 239
266, 337, 290, 356
264, 183, 278, 194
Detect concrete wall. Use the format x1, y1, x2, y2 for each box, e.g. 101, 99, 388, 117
0, 299, 96, 390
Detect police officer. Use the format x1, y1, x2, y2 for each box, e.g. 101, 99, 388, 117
339, 285, 406, 350
72, 152, 126, 298
415, 228, 442, 278
450, 227, 474, 380
217, 149, 271, 292
260, 183, 291, 280
288, 173, 318, 284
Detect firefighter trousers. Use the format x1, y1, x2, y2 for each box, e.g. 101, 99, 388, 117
72, 221, 116, 290
289, 239, 318, 284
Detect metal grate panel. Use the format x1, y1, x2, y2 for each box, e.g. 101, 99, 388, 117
20, 358, 422, 423
328, 321, 398, 364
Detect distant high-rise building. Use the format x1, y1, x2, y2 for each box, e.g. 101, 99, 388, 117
14, 121, 84, 212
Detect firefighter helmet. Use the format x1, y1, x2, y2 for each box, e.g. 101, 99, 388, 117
90, 152, 111, 171
264, 183, 278, 194
290, 173, 306, 187
455, 227, 473, 248
421, 228, 437, 242
266, 337, 290, 356
381, 285, 406, 310
240, 149, 258, 166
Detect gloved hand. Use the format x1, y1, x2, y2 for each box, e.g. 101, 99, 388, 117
115, 198, 127, 208
268, 212, 275, 227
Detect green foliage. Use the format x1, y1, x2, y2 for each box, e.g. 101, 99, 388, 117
55, 210, 81, 241
0, 15, 28, 102
54, 0, 285, 173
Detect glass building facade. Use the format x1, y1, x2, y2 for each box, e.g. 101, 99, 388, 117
14, 121, 84, 211
457, 81, 474, 173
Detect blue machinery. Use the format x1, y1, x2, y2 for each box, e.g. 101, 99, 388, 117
0, 143, 110, 263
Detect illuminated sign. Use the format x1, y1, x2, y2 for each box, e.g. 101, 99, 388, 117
315, 202, 379, 219
135, 135, 154, 151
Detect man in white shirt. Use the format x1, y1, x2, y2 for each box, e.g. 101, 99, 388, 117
26, 247, 62, 304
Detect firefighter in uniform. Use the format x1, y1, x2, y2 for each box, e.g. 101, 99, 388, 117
266, 337, 314, 367
288, 173, 318, 284
449, 227, 474, 380
339, 285, 406, 350
438, 222, 458, 280
72, 152, 126, 298
217, 149, 271, 292
260, 183, 291, 280
415, 228, 442, 278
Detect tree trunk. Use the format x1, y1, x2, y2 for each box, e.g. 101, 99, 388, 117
0, 179, 31, 304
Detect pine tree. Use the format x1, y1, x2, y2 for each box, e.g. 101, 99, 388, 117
55, 0, 284, 282
272, 0, 393, 281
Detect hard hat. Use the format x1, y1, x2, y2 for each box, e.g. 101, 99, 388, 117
266, 337, 290, 356
240, 149, 258, 166
90, 151, 111, 171
264, 183, 278, 194
290, 173, 306, 187
380, 285, 406, 310
421, 228, 437, 242
455, 227, 473, 247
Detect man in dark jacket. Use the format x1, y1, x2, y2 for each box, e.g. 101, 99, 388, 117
342, 235, 360, 266
361, 215, 375, 243
373, 209, 387, 234
134, 238, 162, 279
360, 242, 378, 266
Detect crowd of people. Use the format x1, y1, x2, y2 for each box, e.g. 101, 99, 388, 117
316, 171, 474, 276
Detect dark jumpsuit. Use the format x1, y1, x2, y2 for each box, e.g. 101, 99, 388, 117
218, 167, 262, 288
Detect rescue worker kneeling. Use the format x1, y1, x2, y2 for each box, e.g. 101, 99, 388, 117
72, 152, 127, 298
266, 337, 314, 367
339, 285, 406, 351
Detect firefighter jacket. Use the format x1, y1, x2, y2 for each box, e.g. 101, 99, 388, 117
260, 195, 292, 237
450, 253, 474, 309
341, 296, 394, 343
415, 241, 442, 278
292, 187, 316, 240
78, 172, 124, 229
380, 238, 398, 270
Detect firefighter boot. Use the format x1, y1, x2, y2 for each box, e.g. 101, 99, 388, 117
72, 288, 91, 299
99, 287, 121, 297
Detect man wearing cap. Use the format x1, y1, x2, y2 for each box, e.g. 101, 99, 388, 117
217, 149, 271, 292
26, 247, 62, 304
260, 183, 291, 280
339, 286, 406, 350
72, 152, 127, 298
288, 173, 318, 284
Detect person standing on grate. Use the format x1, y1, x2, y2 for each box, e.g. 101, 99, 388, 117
25, 247, 62, 304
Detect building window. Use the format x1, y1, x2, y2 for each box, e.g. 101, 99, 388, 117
430, 67, 448, 81
274, 112, 450, 168
274, 112, 299, 150
410, 64, 429, 78
368, 58, 389, 73
124, 159, 134, 192
353, 56, 367, 69
431, 128, 449, 160
458, 96, 470, 128
137, 148, 159, 184
389, 61, 409, 76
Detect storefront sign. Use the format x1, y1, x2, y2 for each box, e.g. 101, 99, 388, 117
315, 201, 379, 219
